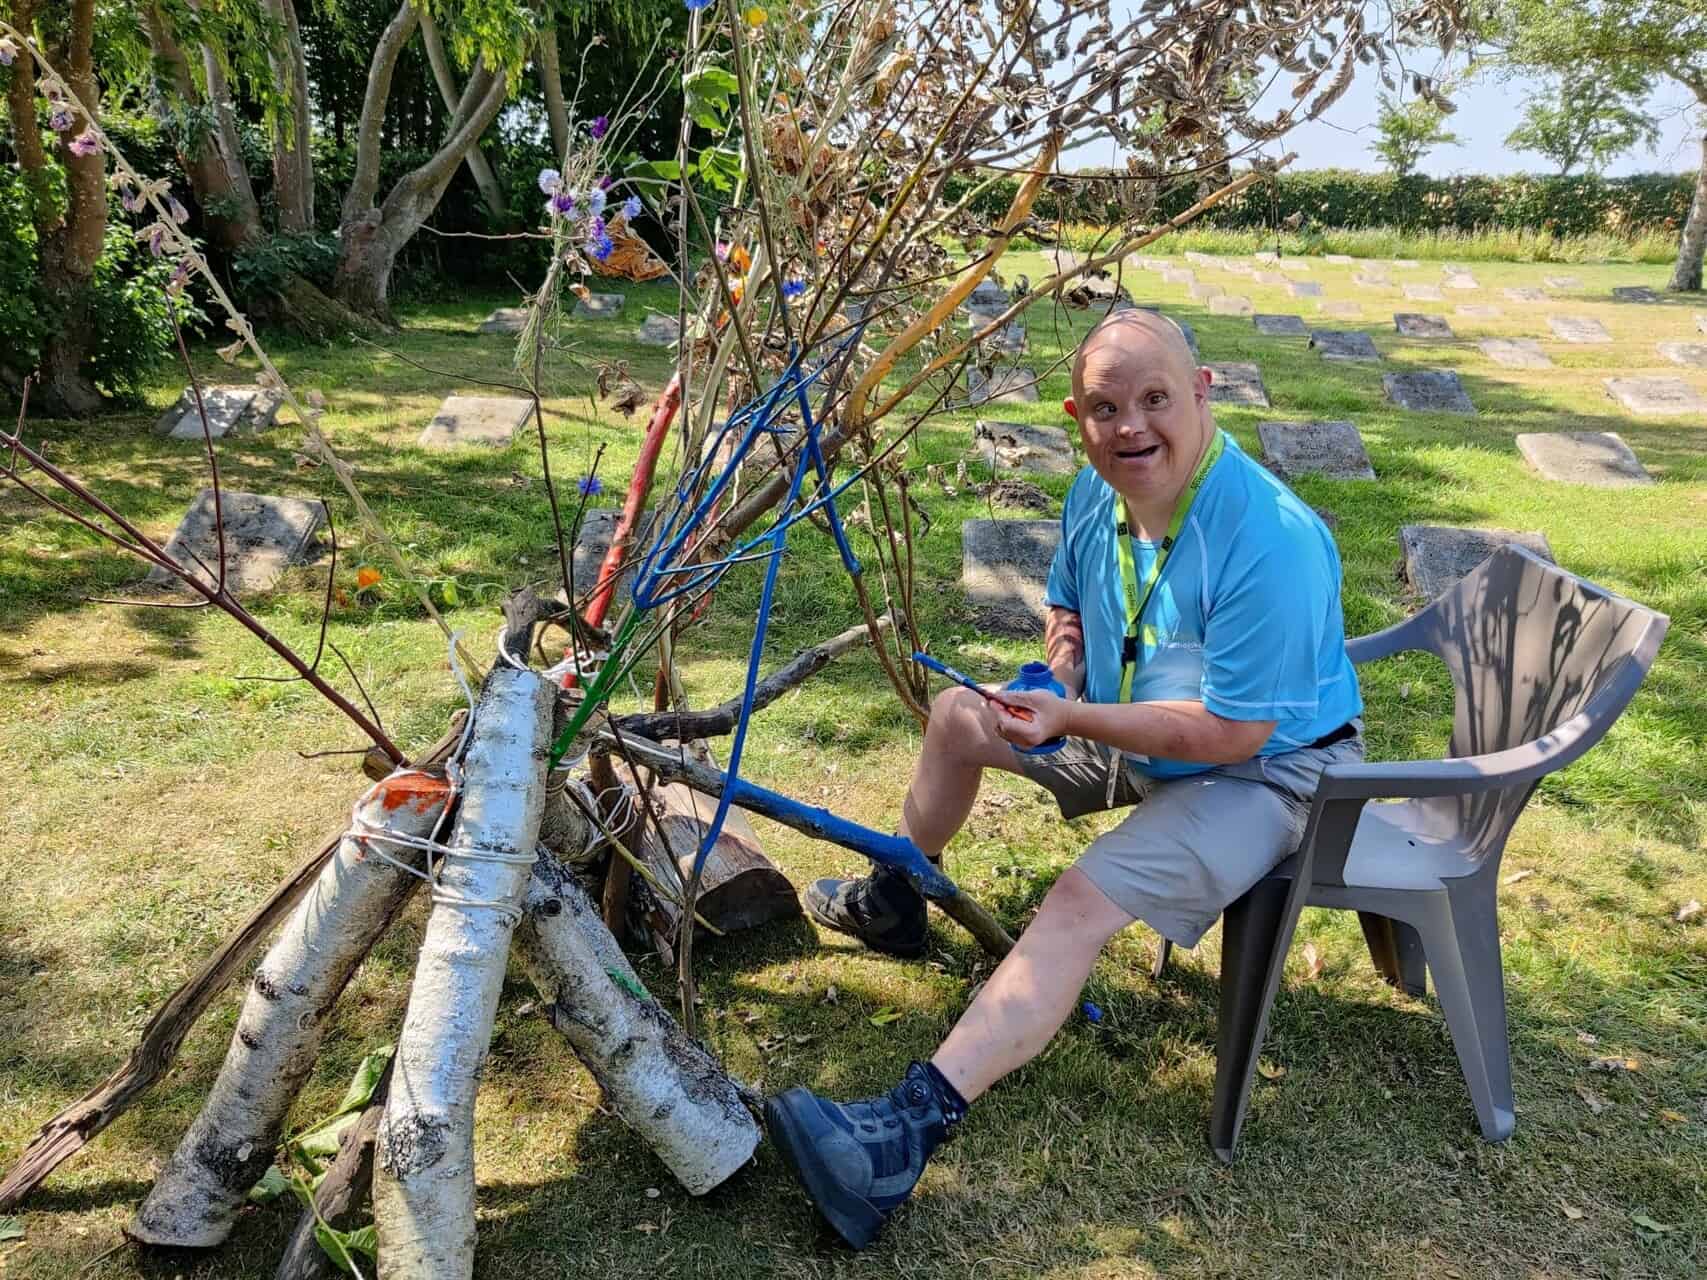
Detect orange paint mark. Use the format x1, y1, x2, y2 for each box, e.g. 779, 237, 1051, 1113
375, 771, 452, 814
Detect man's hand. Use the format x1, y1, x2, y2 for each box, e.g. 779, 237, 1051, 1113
991, 686, 1070, 750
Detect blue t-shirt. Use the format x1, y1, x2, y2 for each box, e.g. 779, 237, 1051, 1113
1043, 431, 1361, 779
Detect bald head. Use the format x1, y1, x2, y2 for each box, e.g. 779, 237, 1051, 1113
1070, 309, 1198, 402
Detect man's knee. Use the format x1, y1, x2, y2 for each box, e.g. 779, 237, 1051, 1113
1031, 866, 1134, 951
925, 686, 1006, 761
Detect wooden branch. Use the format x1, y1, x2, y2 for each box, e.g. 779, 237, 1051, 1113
607, 617, 888, 742
273, 1059, 394, 1280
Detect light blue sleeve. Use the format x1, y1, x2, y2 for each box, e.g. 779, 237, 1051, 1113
1043, 480, 1080, 612
1199, 518, 1332, 722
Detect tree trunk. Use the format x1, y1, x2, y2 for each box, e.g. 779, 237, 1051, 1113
1668, 130, 1707, 293
537, 26, 569, 162
129, 771, 454, 1249
516, 850, 761, 1194
418, 11, 509, 223
264, 0, 315, 233
373, 668, 553, 1280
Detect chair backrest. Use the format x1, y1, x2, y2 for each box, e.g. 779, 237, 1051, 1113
1409, 545, 1668, 860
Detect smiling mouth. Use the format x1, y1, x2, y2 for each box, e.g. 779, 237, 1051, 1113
1115, 443, 1162, 461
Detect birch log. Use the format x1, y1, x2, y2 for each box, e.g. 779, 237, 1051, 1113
128, 770, 455, 1248
373, 667, 553, 1280
517, 850, 759, 1193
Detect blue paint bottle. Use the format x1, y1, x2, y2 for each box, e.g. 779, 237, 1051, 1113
1006, 661, 1067, 756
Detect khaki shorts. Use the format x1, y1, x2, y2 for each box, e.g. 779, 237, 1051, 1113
1010, 728, 1365, 948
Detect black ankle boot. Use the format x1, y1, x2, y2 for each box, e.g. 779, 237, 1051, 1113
803, 864, 928, 959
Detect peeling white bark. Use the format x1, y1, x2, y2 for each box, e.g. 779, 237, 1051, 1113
517, 851, 760, 1195
128, 771, 454, 1249
372, 668, 553, 1280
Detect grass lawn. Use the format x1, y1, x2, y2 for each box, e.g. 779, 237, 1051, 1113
1, 251, 1703, 1278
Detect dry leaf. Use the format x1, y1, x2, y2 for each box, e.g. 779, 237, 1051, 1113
1302, 942, 1324, 980
1257, 1060, 1286, 1081
1575, 1083, 1610, 1115
1589, 1056, 1639, 1074
1503, 869, 1534, 885
587, 222, 668, 283
1576, 1030, 1599, 1046
1658, 1109, 1686, 1125
1560, 1204, 1584, 1220
1676, 899, 1702, 922
1631, 1212, 1676, 1234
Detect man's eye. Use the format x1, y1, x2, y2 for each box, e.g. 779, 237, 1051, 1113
1146, 392, 1170, 408
1096, 402, 1117, 416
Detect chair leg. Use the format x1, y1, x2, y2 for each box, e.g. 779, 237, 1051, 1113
1357, 912, 1429, 997
1209, 870, 1298, 1164
1151, 937, 1172, 981
1418, 889, 1515, 1142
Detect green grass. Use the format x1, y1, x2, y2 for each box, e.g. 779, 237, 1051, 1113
2, 252, 1704, 1278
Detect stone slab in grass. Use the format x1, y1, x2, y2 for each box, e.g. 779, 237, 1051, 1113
478, 307, 528, 335
1352, 272, 1392, 289
1657, 340, 1707, 369
1402, 283, 1445, 302
1391, 259, 1421, 269
967, 366, 1040, 405
1287, 281, 1324, 298
146, 489, 324, 595
1208, 294, 1254, 316
982, 322, 1028, 355
1399, 525, 1553, 602
1131, 256, 1165, 271
1604, 376, 1707, 416
1479, 338, 1554, 370
1257, 420, 1376, 481
1318, 300, 1362, 319
1543, 274, 1581, 290
1253, 271, 1289, 285
1395, 313, 1453, 339
967, 279, 1010, 309
1253, 313, 1307, 337
1548, 315, 1611, 343
574, 292, 625, 318
1502, 287, 1548, 304
418, 396, 532, 449
1206, 362, 1269, 406
1455, 304, 1502, 319
1280, 260, 1312, 272
962, 519, 1059, 637
1612, 286, 1659, 303
1325, 254, 1355, 264
1184, 251, 1217, 266
1310, 330, 1380, 361
635, 313, 680, 346
155, 385, 284, 440
1443, 272, 1479, 290
1161, 267, 1196, 286
1254, 251, 1280, 263
970, 419, 1077, 477
1516, 432, 1652, 487
1188, 282, 1225, 302
1384, 370, 1476, 415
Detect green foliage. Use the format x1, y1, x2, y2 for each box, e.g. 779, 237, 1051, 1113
1504, 72, 1661, 175
1370, 93, 1461, 177
233, 230, 340, 296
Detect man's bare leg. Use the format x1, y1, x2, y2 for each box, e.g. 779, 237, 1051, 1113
931, 867, 1135, 1100
899, 686, 1024, 855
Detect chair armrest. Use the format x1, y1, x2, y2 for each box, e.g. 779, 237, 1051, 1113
1346, 611, 1433, 665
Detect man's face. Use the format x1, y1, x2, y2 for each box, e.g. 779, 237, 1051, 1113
1066, 320, 1212, 507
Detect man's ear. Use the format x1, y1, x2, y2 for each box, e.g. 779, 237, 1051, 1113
1062, 397, 1077, 421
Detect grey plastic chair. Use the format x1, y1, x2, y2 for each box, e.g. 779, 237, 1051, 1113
1156, 545, 1669, 1160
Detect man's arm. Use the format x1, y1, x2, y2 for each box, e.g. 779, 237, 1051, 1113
1044, 606, 1085, 699
1063, 699, 1275, 765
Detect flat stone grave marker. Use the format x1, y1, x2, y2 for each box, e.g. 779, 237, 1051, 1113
1319, 300, 1362, 319
967, 366, 1040, 405
1206, 362, 1269, 407
962, 519, 1060, 637
565, 508, 656, 605
1391, 259, 1421, 269
155, 385, 283, 440
1254, 251, 1280, 264
1455, 304, 1502, 319
1402, 284, 1445, 302
1657, 340, 1707, 369
1310, 330, 1380, 361
970, 419, 1076, 477
1395, 313, 1453, 339
1549, 315, 1611, 343
1161, 267, 1196, 285
1502, 287, 1548, 303
967, 279, 1010, 309
1208, 294, 1254, 316
981, 322, 1028, 355
1353, 273, 1392, 289
1132, 256, 1165, 271
1384, 370, 1476, 415
1254, 271, 1289, 285
1479, 338, 1553, 369
1325, 254, 1355, 264
1612, 286, 1659, 304
1443, 272, 1479, 290
1257, 420, 1376, 481
1516, 432, 1652, 487
1185, 251, 1217, 266
1188, 282, 1225, 302
1287, 281, 1324, 298
478, 307, 528, 335
574, 292, 625, 318
1253, 313, 1307, 337
1280, 260, 1312, 272
418, 396, 532, 449
635, 313, 680, 346
1399, 525, 1553, 601
1604, 376, 1707, 416
146, 489, 324, 594
1543, 275, 1581, 290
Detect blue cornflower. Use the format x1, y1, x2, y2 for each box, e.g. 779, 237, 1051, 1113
622, 195, 642, 221
589, 115, 610, 140
589, 215, 606, 239
586, 187, 607, 218
1081, 1001, 1104, 1024
587, 233, 614, 262
781, 279, 806, 299
550, 191, 576, 216
577, 474, 604, 497
538, 167, 562, 195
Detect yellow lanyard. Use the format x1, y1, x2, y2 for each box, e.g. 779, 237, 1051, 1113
1114, 430, 1225, 701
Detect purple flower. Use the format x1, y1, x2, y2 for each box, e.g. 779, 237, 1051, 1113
549, 191, 576, 216
715, 241, 730, 260
597, 174, 614, 191
146, 224, 167, 257
622, 195, 642, 221
0, 36, 19, 66
67, 127, 100, 158
589, 115, 609, 140
538, 167, 562, 195
166, 194, 189, 224
589, 215, 606, 239
49, 105, 74, 133
168, 260, 192, 295
586, 187, 607, 218
586, 232, 614, 262
781, 279, 806, 299
119, 181, 144, 213
576, 474, 604, 497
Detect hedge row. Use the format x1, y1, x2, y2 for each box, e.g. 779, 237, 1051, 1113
950, 169, 1696, 237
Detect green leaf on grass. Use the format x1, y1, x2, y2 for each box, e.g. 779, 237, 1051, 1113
1631, 1212, 1676, 1233
606, 966, 649, 1000
335, 1044, 394, 1116
297, 1111, 358, 1159
869, 1008, 903, 1027
247, 1165, 292, 1204
0, 1216, 24, 1242
315, 1220, 378, 1274
440, 578, 459, 607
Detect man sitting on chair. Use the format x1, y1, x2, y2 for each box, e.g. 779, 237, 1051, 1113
767, 308, 1365, 1249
